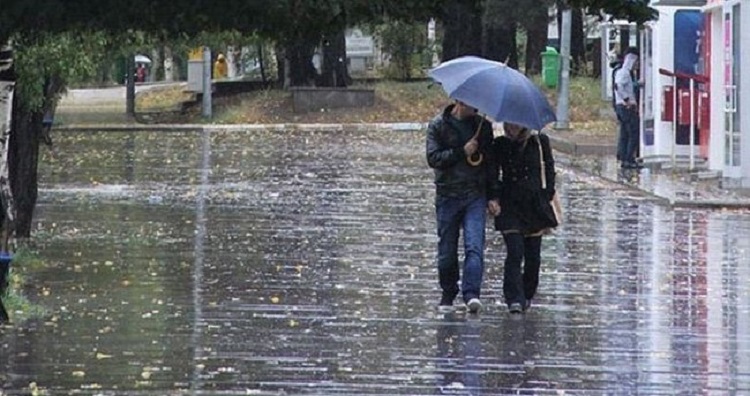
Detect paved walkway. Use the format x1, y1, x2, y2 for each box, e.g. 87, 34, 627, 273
2, 127, 749, 394
55, 84, 750, 208
52, 120, 750, 209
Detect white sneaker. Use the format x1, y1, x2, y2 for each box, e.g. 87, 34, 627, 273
467, 298, 482, 314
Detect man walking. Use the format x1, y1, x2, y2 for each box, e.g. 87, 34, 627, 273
426, 100, 495, 313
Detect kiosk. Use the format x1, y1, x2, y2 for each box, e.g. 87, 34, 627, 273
703, 0, 750, 186
640, 1, 709, 169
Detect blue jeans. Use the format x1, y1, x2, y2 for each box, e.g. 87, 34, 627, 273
435, 194, 487, 303
615, 105, 640, 163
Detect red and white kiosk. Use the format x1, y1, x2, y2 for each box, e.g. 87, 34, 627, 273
702, 0, 749, 186
640, 0, 710, 170
642, 0, 750, 186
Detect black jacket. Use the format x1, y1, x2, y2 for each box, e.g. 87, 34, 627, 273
426, 104, 496, 198
490, 132, 556, 234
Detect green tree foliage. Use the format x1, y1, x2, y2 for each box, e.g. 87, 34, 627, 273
375, 21, 428, 80
568, 0, 657, 24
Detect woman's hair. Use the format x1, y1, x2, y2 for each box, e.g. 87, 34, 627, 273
517, 128, 532, 151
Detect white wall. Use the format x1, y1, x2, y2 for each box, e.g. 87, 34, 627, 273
708, 8, 724, 172
741, 2, 750, 186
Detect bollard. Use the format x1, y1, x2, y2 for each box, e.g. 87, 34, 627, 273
0, 251, 10, 294
0, 252, 12, 323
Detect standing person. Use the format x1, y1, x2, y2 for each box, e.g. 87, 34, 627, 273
426, 100, 495, 313
488, 123, 557, 314
213, 53, 228, 79
614, 49, 641, 169
135, 63, 146, 83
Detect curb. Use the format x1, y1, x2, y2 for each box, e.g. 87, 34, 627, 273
52, 122, 430, 133
547, 134, 616, 156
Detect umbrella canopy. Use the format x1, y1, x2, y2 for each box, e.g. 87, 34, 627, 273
428, 56, 556, 131
134, 54, 151, 64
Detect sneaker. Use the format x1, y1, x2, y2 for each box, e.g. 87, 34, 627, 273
438, 294, 455, 312
467, 298, 482, 314
524, 300, 532, 311
508, 302, 523, 314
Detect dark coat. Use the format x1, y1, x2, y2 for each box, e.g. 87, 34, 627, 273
426, 104, 496, 199
490, 132, 556, 234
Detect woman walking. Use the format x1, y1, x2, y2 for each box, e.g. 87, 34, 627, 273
488, 122, 558, 314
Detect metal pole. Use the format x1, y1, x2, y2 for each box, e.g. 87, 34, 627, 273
202, 47, 212, 119
555, 8, 572, 130
601, 24, 608, 101
126, 53, 136, 119
689, 78, 695, 171
672, 76, 677, 168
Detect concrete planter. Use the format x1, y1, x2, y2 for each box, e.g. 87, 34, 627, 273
291, 87, 375, 113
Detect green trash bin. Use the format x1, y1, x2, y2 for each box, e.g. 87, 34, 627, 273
541, 47, 559, 88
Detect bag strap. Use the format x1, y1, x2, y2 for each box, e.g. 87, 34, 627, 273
536, 134, 546, 190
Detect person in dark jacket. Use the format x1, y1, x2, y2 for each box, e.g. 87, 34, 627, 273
488, 122, 556, 314
426, 100, 495, 314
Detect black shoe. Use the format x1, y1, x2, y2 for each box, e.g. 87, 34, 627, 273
621, 161, 643, 169
438, 293, 455, 312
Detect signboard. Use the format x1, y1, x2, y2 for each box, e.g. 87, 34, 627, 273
346, 30, 374, 57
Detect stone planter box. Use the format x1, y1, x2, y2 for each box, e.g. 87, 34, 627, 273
291, 87, 375, 113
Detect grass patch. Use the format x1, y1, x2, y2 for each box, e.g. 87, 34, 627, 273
2, 248, 48, 323
134, 76, 617, 138
213, 88, 291, 124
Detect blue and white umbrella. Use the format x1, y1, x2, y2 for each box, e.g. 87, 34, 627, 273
428, 56, 556, 131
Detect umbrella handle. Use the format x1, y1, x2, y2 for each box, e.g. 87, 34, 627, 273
467, 117, 485, 166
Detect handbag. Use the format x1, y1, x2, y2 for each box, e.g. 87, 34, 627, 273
536, 134, 562, 228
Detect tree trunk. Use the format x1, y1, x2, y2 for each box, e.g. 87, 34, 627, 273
9, 95, 41, 239
0, 41, 12, 323
0, 42, 17, 252
441, 0, 482, 61
125, 54, 135, 118
482, 0, 518, 67
482, 23, 517, 67
226, 46, 237, 78
8, 75, 62, 239
163, 46, 174, 82
150, 48, 161, 82
570, 8, 586, 76
258, 44, 267, 83
275, 45, 286, 86
523, 4, 550, 75
320, 30, 350, 87
591, 38, 602, 78
284, 40, 317, 87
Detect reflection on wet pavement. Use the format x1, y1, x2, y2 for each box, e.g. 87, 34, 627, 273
1, 129, 749, 394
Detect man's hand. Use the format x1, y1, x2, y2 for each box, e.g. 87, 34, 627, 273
464, 138, 478, 156
488, 200, 500, 216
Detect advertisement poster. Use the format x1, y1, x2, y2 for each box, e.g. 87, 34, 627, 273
673, 10, 704, 145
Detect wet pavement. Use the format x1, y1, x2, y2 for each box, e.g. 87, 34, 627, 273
2, 128, 750, 395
